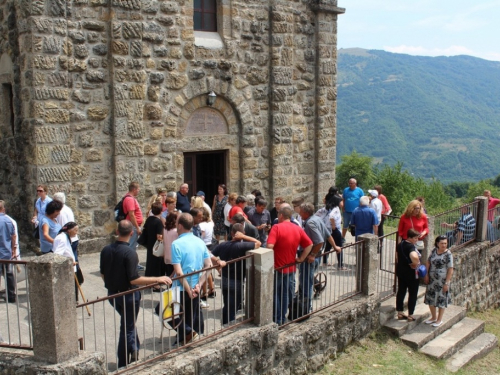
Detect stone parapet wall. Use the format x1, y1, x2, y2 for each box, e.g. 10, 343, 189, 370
134, 297, 380, 375
448, 241, 500, 311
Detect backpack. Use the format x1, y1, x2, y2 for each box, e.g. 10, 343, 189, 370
114, 194, 131, 222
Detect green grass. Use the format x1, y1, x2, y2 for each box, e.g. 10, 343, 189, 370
318, 308, 500, 375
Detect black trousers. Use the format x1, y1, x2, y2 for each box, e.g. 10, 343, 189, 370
1, 264, 16, 301
396, 273, 419, 315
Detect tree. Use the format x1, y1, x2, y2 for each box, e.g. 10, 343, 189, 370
336, 151, 375, 190
465, 181, 500, 202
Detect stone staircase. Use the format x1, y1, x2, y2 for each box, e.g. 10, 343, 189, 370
380, 292, 498, 372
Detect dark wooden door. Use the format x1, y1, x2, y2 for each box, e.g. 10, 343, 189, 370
184, 151, 226, 201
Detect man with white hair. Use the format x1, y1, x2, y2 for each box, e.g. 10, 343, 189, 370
176, 183, 191, 213
53, 192, 75, 226
53, 192, 79, 274
350, 196, 379, 238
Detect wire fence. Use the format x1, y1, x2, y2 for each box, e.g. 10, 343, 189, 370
488, 207, 500, 244
275, 240, 363, 328
433, 201, 479, 250
0, 259, 33, 350
376, 230, 398, 300
76, 254, 254, 373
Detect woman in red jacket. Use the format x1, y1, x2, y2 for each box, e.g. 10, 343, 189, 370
398, 200, 429, 242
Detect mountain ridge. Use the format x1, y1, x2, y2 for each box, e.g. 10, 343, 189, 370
336, 48, 500, 183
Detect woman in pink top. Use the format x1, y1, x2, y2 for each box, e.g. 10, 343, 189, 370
374, 185, 392, 238
398, 200, 429, 242
163, 211, 178, 277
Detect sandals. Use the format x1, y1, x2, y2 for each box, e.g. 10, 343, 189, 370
407, 315, 416, 322
397, 313, 408, 320
207, 289, 216, 298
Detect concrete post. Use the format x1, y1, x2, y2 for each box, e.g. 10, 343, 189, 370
27, 253, 79, 364
423, 216, 435, 263
475, 196, 489, 242
246, 248, 275, 326
358, 233, 379, 296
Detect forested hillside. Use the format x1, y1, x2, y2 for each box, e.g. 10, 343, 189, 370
336, 48, 500, 183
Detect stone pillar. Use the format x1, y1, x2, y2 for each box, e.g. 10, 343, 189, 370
358, 233, 379, 296
246, 248, 275, 326
27, 254, 79, 364
474, 196, 489, 242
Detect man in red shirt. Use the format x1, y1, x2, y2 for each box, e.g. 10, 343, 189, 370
484, 190, 500, 222
228, 195, 248, 220
267, 205, 312, 325
123, 182, 144, 269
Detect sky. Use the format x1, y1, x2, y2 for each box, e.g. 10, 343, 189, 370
337, 0, 500, 62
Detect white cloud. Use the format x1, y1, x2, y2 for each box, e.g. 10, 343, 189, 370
384, 45, 476, 57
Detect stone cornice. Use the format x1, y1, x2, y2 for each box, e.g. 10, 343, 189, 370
309, 0, 346, 14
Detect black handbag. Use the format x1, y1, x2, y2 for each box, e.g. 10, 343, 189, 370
75, 267, 84, 284
33, 225, 40, 239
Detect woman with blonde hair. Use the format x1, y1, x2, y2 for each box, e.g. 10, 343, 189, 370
398, 200, 429, 243
146, 194, 165, 225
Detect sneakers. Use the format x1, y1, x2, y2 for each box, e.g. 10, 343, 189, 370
200, 300, 209, 309
137, 264, 145, 271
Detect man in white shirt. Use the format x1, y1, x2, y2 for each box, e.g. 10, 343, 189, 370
368, 190, 383, 225
53, 192, 80, 271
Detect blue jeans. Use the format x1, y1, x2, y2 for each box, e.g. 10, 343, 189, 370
221, 277, 243, 324
171, 292, 204, 343
108, 290, 141, 368
273, 271, 295, 325
129, 227, 139, 251
298, 257, 320, 301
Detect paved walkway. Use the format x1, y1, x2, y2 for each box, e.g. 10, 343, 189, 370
0, 231, 397, 373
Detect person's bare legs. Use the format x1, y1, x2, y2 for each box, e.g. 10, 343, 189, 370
342, 228, 347, 238
436, 307, 445, 324
425, 305, 437, 323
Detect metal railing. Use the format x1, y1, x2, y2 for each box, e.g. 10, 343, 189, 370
275, 240, 363, 328
488, 207, 500, 244
433, 201, 479, 250
0, 259, 33, 350
376, 230, 398, 300
76, 254, 254, 373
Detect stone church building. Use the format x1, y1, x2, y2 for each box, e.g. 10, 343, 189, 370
0, 0, 344, 252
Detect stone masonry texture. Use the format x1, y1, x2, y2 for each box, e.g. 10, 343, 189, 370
0, 0, 344, 253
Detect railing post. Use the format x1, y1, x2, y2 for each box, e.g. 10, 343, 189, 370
475, 196, 488, 242
423, 215, 435, 263
358, 234, 379, 296
246, 248, 274, 326
27, 254, 79, 364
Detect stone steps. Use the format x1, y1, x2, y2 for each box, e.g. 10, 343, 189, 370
445, 333, 498, 372
382, 302, 431, 337
420, 317, 484, 359
379, 288, 426, 326
400, 305, 466, 349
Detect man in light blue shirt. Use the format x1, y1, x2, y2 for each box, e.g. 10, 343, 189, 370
171, 213, 211, 345
0, 200, 17, 303
342, 178, 365, 239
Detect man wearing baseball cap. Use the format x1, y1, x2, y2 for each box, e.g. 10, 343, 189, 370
367, 189, 382, 226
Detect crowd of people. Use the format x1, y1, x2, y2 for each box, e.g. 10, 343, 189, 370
1, 180, 500, 368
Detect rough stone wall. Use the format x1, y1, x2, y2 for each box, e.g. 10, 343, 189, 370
0, 0, 342, 252
0, 1, 29, 235
449, 241, 500, 311
130, 297, 380, 375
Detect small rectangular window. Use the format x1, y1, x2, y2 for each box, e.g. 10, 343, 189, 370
194, 0, 217, 32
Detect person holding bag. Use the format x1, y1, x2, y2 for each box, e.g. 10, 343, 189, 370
395, 229, 422, 322
397, 200, 428, 244
52, 222, 81, 301
140, 202, 165, 278
424, 235, 454, 327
